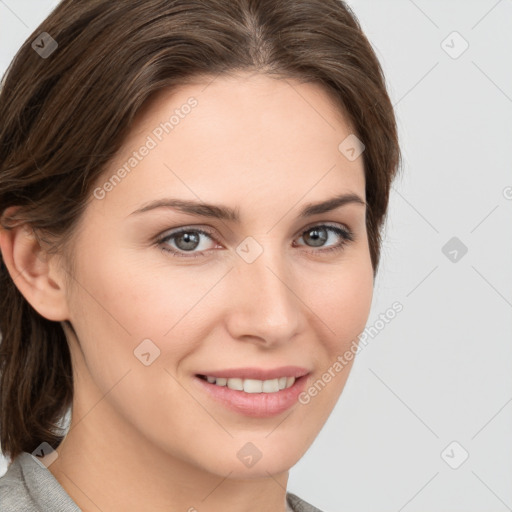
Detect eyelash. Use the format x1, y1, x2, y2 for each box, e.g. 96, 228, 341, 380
155, 223, 355, 259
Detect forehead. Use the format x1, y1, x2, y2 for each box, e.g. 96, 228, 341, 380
94, 72, 365, 217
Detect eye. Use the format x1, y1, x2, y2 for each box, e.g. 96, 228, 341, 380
157, 227, 218, 259
156, 224, 354, 259
295, 224, 354, 255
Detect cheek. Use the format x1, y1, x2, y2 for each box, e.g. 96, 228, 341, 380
65, 252, 205, 443
66, 247, 221, 380
294, 261, 373, 427
308, 256, 374, 351
70, 244, 176, 334
308, 270, 372, 395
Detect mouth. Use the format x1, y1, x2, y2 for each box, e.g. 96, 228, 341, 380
193, 367, 310, 417
196, 373, 298, 393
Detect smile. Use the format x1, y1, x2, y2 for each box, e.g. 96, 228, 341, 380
197, 375, 296, 393
193, 368, 310, 417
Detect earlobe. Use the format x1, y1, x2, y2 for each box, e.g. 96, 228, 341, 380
0, 219, 70, 322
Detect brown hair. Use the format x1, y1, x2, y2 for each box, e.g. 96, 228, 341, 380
0, 0, 401, 462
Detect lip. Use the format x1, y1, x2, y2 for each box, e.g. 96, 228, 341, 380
194, 366, 310, 380
193, 369, 310, 418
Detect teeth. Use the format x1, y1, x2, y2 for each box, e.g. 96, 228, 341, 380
227, 378, 243, 391
202, 375, 296, 393
243, 379, 263, 393
262, 379, 280, 393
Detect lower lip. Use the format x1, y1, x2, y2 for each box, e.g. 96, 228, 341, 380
193, 375, 309, 417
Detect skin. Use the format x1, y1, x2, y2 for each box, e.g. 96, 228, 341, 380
0, 71, 373, 512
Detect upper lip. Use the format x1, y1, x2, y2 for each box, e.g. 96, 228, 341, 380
196, 366, 310, 380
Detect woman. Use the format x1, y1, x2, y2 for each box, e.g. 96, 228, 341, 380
0, 0, 401, 510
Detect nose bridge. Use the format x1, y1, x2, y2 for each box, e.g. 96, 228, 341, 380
227, 238, 302, 342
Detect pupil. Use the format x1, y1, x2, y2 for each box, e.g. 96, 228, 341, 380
177, 232, 199, 251
305, 227, 327, 247
174, 228, 329, 252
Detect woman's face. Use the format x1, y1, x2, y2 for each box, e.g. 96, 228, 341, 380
60, 71, 373, 478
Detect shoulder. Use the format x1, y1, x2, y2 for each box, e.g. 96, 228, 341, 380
286, 491, 325, 512
0, 452, 81, 511
0, 454, 39, 511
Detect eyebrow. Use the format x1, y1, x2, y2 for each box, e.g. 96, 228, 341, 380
129, 192, 366, 221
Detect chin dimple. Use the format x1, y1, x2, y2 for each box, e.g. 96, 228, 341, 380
198, 375, 296, 393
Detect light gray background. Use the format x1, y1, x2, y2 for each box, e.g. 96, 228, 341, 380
1, 1, 511, 511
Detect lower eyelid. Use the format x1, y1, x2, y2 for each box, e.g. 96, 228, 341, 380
157, 224, 353, 257
158, 228, 216, 255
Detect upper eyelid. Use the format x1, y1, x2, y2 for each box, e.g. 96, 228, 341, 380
157, 222, 352, 245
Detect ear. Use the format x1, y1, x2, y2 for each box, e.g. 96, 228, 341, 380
0, 209, 70, 322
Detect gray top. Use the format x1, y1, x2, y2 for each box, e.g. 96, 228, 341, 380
0, 451, 323, 511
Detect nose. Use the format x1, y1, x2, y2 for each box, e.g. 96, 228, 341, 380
224, 242, 304, 347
